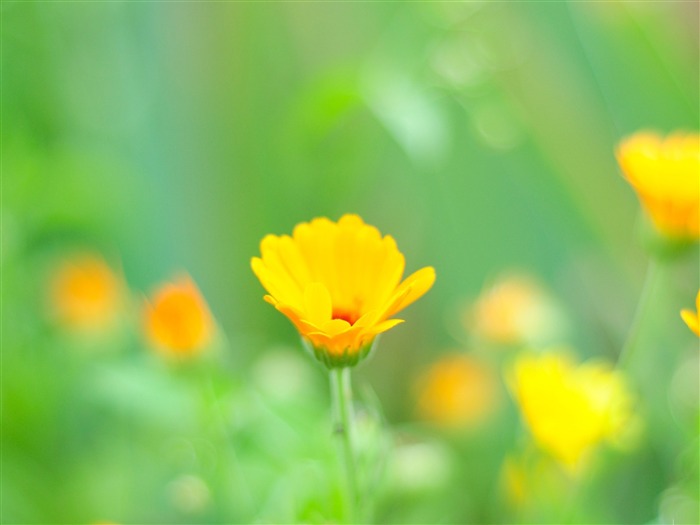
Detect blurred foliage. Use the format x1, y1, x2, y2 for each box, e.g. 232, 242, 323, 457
2, 1, 699, 524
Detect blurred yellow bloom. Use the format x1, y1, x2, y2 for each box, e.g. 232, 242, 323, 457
499, 452, 571, 513
144, 276, 213, 356
680, 290, 700, 337
508, 351, 634, 471
616, 132, 700, 239
49, 253, 124, 332
501, 455, 528, 507
416, 354, 499, 428
467, 274, 564, 346
251, 214, 435, 368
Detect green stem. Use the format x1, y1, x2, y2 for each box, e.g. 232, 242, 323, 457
330, 367, 359, 524
618, 259, 660, 368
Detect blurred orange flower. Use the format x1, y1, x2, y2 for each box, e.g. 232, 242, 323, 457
144, 276, 213, 356
467, 274, 564, 346
616, 131, 699, 239
416, 354, 499, 428
49, 253, 124, 332
251, 214, 435, 368
508, 351, 634, 471
680, 290, 700, 337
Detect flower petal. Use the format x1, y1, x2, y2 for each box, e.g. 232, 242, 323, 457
293, 218, 338, 297
276, 235, 313, 289
303, 282, 332, 326
386, 266, 436, 318
681, 309, 700, 337
364, 236, 405, 311
251, 257, 303, 307
363, 318, 404, 337
322, 318, 353, 336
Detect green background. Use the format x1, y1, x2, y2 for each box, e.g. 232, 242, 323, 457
3, 1, 699, 523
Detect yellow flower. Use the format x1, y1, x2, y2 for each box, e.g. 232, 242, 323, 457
49, 253, 124, 332
681, 290, 700, 337
144, 276, 214, 357
500, 455, 528, 507
251, 214, 435, 368
616, 131, 700, 239
467, 273, 564, 346
416, 354, 499, 428
508, 351, 633, 471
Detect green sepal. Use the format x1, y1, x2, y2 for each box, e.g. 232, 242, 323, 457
301, 337, 378, 369
636, 213, 697, 261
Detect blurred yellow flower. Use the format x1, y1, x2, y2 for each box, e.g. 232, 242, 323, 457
416, 354, 499, 428
251, 214, 435, 368
49, 253, 124, 332
144, 276, 213, 356
508, 351, 634, 471
467, 274, 564, 346
499, 452, 571, 513
680, 290, 700, 337
616, 131, 700, 239
501, 455, 528, 507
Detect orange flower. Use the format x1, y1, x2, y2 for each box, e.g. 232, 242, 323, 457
416, 354, 499, 428
616, 132, 699, 239
144, 276, 213, 356
49, 253, 124, 332
680, 290, 700, 337
251, 214, 435, 368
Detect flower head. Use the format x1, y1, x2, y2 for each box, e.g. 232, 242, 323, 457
508, 351, 634, 471
616, 131, 699, 239
144, 276, 214, 357
467, 273, 564, 346
681, 290, 700, 337
49, 253, 124, 333
416, 354, 499, 429
251, 214, 435, 368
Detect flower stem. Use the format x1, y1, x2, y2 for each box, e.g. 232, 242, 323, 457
618, 259, 660, 368
330, 367, 359, 524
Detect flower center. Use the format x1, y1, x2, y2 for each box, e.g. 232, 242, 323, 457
332, 308, 359, 326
